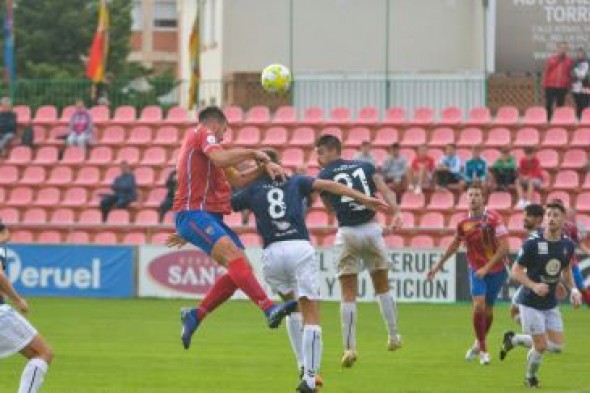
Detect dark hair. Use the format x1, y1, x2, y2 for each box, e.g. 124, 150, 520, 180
262, 149, 280, 164
198, 106, 227, 123
546, 202, 566, 214
524, 203, 544, 218
467, 183, 484, 193
524, 146, 536, 155
315, 134, 342, 153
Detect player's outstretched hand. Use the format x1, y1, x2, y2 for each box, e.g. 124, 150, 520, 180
474, 267, 489, 279
166, 233, 187, 249
556, 282, 568, 300
570, 288, 582, 308
426, 265, 440, 281
363, 197, 394, 214
14, 297, 29, 313
532, 283, 549, 297
253, 150, 271, 164
264, 162, 286, 181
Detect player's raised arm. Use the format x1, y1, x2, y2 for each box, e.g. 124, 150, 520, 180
311, 179, 392, 214
224, 161, 286, 189
206, 147, 269, 169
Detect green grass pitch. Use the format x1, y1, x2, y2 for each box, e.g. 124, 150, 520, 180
0, 298, 588, 393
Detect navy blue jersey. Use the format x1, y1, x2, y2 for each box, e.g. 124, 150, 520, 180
231, 175, 315, 248
318, 159, 377, 227
515, 231, 576, 310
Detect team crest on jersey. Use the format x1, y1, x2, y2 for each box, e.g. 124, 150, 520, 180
206, 135, 216, 144
272, 221, 292, 231
538, 242, 548, 255
545, 258, 561, 276
462, 221, 475, 233
205, 226, 214, 235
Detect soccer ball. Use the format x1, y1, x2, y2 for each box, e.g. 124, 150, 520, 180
261, 64, 291, 93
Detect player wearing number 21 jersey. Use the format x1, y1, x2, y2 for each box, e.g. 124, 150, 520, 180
231, 150, 392, 393
315, 135, 403, 369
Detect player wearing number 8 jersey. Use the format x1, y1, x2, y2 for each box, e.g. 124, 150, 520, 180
315, 135, 403, 368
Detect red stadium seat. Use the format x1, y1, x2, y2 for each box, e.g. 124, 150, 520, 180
223, 106, 243, 124
95, 232, 118, 244
74, 166, 100, 186
345, 127, 371, 147
62, 187, 88, 207
150, 232, 171, 245
448, 212, 465, 228
514, 127, 540, 147
456, 193, 469, 210
570, 128, 590, 147
373, 127, 398, 147
481, 148, 500, 164
141, 147, 166, 165
112, 106, 136, 124
235, 126, 260, 146
522, 106, 547, 125
582, 173, 590, 189
306, 211, 330, 227
100, 126, 126, 145
61, 147, 85, 165
134, 167, 155, 186
135, 210, 159, 225
38, 231, 62, 244
419, 212, 445, 228
411, 107, 434, 126
327, 107, 351, 125
508, 212, 524, 231
116, 146, 140, 164
107, 210, 130, 225
35, 187, 60, 206
156, 167, 175, 185
580, 108, 590, 125
138, 106, 163, 124
282, 148, 305, 167
439, 106, 463, 125
6, 187, 33, 206
384, 235, 405, 248
495, 106, 519, 126
58, 105, 76, 124
88, 146, 113, 165
245, 105, 270, 124
0, 207, 19, 223
578, 214, 590, 229
154, 126, 179, 145
357, 106, 379, 125
143, 187, 167, 208
168, 148, 180, 165
383, 107, 407, 125
546, 191, 571, 208
22, 208, 47, 224
551, 107, 576, 125
273, 106, 297, 125
33, 146, 58, 164
239, 233, 261, 247
302, 107, 324, 125
0, 165, 18, 185
466, 107, 491, 126
14, 105, 31, 124
400, 127, 426, 147
438, 236, 455, 249
542, 127, 568, 147
11, 230, 33, 243
457, 127, 483, 147
90, 105, 110, 124
577, 192, 590, 212
342, 148, 356, 160
48, 126, 68, 142
428, 147, 444, 161
165, 107, 187, 124
487, 191, 512, 210
260, 126, 288, 146
485, 127, 511, 147
19, 166, 46, 185
320, 126, 342, 140
429, 127, 455, 146
33, 105, 57, 124
410, 235, 435, 248
536, 149, 559, 170
553, 170, 579, 190
561, 149, 587, 169
32, 126, 47, 144
401, 192, 425, 210
0, 188, 4, 204
427, 191, 454, 210
122, 232, 147, 245
128, 126, 152, 145
290, 127, 316, 146
372, 148, 388, 166
6, 146, 32, 165
68, 231, 91, 244
79, 209, 101, 224
508, 237, 523, 251
50, 208, 75, 224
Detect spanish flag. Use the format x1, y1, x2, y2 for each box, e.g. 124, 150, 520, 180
188, 6, 200, 109
86, 0, 109, 83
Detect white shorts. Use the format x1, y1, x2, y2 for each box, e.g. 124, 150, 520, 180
519, 304, 563, 336
332, 221, 389, 277
0, 304, 37, 358
262, 240, 320, 300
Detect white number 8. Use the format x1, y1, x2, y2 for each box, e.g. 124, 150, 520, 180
267, 188, 286, 219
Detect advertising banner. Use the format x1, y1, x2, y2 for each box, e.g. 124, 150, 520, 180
0, 245, 134, 298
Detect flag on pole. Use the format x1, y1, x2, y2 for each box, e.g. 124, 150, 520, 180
188, 5, 200, 109
3, 0, 15, 84
86, 0, 109, 83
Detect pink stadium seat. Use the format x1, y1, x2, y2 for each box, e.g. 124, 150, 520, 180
383, 107, 407, 125
495, 106, 519, 125
107, 210, 130, 225
508, 237, 523, 251
33, 146, 58, 165
79, 209, 101, 224
410, 235, 435, 248
33, 105, 58, 124
320, 126, 342, 140
154, 126, 179, 145
582, 173, 590, 189
90, 105, 110, 123
11, 230, 33, 243
116, 146, 140, 164
95, 232, 118, 244
134, 167, 155, 186
88, 146, 113, 165
455, 148, 470, 163
429, 127, 455, 146
141, 147, 166, 165
307, 211, 329, 227
74, 166, 100, 185
384, 235, 405, 248
0, 208, 19, 224
38, 231, 62, 244
6, 187, 33, 206
546, 191, 571, 208
234, 126, 260, 146
33, 126, 47, 143
62, 147, 85, 165
127, 126, 152, 145
282, 148, 305, 167
372, 148, 388, 165
150, 232, 171, 245
419, 212, 445, 228
245, 105, 270, 124
551, 107, 576, 125
290, 127, 316, 146
561, 149, 587, 169
223, 106, 243, 124
68, 231, 91, 244
410, 107, 434, 126
481, 148, 500, 164
400, 127, 426, 147
273, 106, 297, 125
485, 127, 511, 147
59, 106, 76, 124
168, 148, 180, 165
20, 166, 46, 185
240, 233, 261, 247
62, 187, 88, 207
400, 192, 425, 210
22, 208, 47, 224
0, 165, 18, 184
427, 191, 454, 210
112, 106, 137, 124
508, 212, 524, 231
456, 193, 469, 210
157, 167, 175, 185
165, 106, 187, 124
428, 147, 443, 162
542, 127, 568, 147
553, 170, 579, 190
143, 187, 167, 208
488, 192, 512, 210
345, 127, 371, 147
571, 128, 590, 147
577, 192, 590, 212
522, 106, 547, 125
50, 208, 75, 224
327, 107, 351, 125
0, 188, 4, 204
373, 127, 398, 147
537, 149, 559, 169
457, 127, 483, 147
123, 232, 147, 245
135, 210, 158, 225
439, 106, 463, 125
302, 107, 324, 125
100, 126, 126, 145
466, 107, 491, 126
6, 146, 32, 165
448, 212, 466, 228
14, 105, 31, 124
342, 148, 356, 160
514, 127, 540, 147
357, 106, 379, 125
439, 236, 455, 249
35, 187, 60, 206
138, 106, 163, 124
48, 126, 68, 142
260, 126, 288, 146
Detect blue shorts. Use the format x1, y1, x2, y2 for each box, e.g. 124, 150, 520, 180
175, 210, 244, 255
572, 264, 586, 291
469, 268, 508, 306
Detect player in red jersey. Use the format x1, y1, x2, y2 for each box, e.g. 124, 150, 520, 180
167, 106, 298, 350
427, 184, 510, 364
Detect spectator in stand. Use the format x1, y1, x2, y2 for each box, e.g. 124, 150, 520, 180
434, 144, 462, 190
100, 161, 137, 222
571, 47, 590, 119
66, 99, 93, 151
461, 146, 488, 192
491, 147, 517, 191
408, 145, 435, 195
382, 143, 407, 199
0, 97, 17, 156
543, 41, 573, 121
516, 147, 543, 209
159, 169, 177, 223
354, 140, 376, 166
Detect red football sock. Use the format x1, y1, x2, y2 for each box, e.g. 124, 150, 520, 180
227, 257, 274, 311
485, 313, 494, 335
197, 274, 238, 319
472, 311, 488, 352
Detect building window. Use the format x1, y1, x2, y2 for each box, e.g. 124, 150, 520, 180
154, 0, 177, 29
131, 1, 142, 31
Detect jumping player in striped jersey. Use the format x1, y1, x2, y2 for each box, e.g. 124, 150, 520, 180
167, 106, 297, 350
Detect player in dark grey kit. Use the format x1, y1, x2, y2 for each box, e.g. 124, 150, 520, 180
315, 135, 403, 368
501, 202, 582, 388
231, 150, 393, 393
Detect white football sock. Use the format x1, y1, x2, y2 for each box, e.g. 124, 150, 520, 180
511, 334, 532, 348
546, 341, 563, 353
302, 325, 322, 389
377, 292, 399, 337
18, 358, 48, 393
526, 349, 543, 379
285, 312, 304, 369
340, 302, 357, 351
